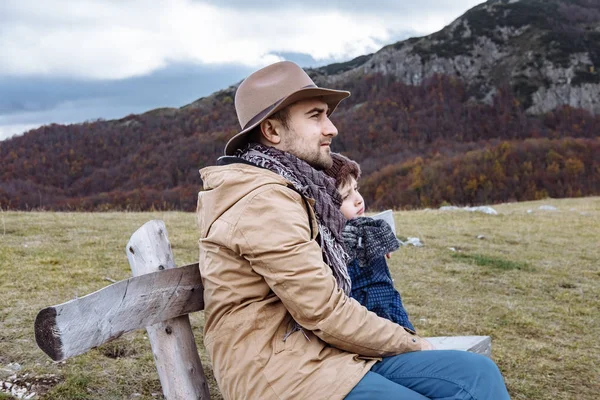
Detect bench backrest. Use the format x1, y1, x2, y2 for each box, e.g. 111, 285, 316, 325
35, 220, 211, 400
35, 263, 203, 360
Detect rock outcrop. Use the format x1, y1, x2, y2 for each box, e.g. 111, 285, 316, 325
310, 0, 600, 115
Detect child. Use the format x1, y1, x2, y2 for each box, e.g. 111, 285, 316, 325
325, 153, 415, 332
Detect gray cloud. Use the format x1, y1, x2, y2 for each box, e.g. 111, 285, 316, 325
0, 63, 255, 140
200, 0, 479, 14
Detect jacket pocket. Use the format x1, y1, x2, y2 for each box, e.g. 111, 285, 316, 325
273, 315, 302, 354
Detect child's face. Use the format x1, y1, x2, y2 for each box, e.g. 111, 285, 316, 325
339, 177, 365, 219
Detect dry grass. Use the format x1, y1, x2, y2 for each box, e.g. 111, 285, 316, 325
0, 198, 599, 399
389, 197, 600, 399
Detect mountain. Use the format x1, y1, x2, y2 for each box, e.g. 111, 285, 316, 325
1, 0, 599, 211
312, 0, 600, 114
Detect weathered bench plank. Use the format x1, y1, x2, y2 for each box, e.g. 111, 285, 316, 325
35, 264, 492, 361
427, 336, 492, 357
34, 262, 203, 361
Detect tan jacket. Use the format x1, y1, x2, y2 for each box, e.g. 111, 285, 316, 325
197, 163, 422, 400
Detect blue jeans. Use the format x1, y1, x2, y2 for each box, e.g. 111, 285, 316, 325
345, 350, 510, 399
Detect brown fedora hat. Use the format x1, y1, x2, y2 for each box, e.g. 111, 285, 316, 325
224, 61, 350, 155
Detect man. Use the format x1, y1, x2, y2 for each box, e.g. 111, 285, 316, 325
197, 61, 510, 399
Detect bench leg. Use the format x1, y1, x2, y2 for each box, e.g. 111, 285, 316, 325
127, 220, 211, 400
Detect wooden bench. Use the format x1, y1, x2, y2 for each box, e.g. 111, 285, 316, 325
34, 220, 492, 400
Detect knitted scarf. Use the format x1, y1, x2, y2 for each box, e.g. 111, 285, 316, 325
342, 217, 400, 267
236, 142, 352, 295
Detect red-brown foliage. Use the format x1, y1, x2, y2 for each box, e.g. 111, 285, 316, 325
1, 74, 599, 210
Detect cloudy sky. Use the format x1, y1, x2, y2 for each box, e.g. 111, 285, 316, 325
0, 0, 484, 141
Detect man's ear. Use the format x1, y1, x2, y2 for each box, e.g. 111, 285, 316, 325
259, 119, 282, 145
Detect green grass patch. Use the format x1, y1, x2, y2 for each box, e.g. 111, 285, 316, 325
46, 374, 91, 400
452, 253, 530, 271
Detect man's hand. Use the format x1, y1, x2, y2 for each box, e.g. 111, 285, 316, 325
385, 253, 391, 259
420, 339, 436, 351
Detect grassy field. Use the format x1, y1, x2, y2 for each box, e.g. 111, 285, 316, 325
0, 197, 599, 399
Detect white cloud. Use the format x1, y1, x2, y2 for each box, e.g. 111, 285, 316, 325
0, 0, 483, 80
0, 123, 41, 141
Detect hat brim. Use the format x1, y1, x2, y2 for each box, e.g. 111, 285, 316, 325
224, 87, 350, 156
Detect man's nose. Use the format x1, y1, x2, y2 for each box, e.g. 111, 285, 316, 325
323, 117, 338, 137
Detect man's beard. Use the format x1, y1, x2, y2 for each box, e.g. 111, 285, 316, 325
293, 146, 332, 170
281, 131, 333, 170
310, 147, 333, 170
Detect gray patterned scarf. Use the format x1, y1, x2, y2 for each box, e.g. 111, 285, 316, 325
236, 142, 351, 295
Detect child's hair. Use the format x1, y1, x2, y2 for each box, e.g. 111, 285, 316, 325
324, 153, 361, 189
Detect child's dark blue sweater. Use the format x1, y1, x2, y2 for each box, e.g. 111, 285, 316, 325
347, 256, 415, 332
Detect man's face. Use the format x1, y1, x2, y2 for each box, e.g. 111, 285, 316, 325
277, 98, 338, 170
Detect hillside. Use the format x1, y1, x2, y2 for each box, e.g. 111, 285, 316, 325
1, 0, 599, 211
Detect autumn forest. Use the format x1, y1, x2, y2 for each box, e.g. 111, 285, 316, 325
1, 73, 599, 211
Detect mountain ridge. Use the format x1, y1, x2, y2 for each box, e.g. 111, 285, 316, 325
311, 0, 600, 114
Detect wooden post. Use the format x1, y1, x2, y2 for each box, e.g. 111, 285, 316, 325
126, 220, 210, 400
